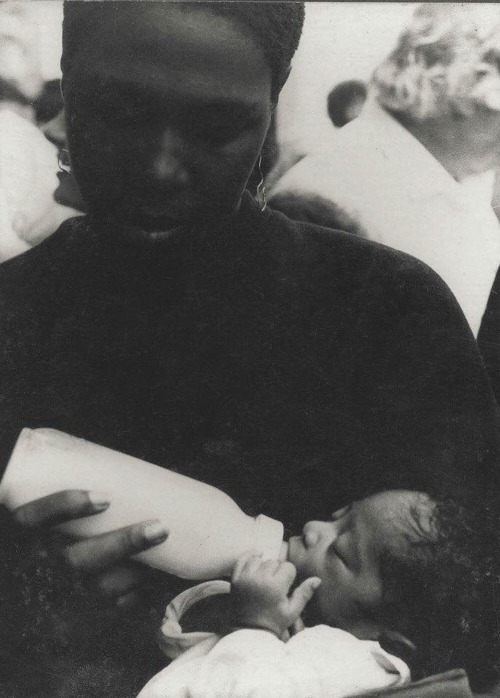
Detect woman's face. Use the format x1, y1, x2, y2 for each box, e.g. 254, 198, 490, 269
63, 4, 274, 233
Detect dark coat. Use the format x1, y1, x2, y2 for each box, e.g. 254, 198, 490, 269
0, 193, 498, 696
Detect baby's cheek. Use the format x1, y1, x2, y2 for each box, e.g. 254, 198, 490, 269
289, 558, 311, 582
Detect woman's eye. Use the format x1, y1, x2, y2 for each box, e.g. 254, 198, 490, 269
190, 112, 258, 147
76, 100, 142, 127
204, 126, 235, 146
194, 121, 248, 147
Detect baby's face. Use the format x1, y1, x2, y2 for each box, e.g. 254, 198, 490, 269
287, 490, 430, 639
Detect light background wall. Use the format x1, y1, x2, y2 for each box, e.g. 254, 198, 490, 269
26, 0, 63, 80
278, 3, 417, 154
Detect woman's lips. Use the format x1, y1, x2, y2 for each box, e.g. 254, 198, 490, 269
124, 208, 185, 232
137, 199, 180, 216
123, 195, 192, 228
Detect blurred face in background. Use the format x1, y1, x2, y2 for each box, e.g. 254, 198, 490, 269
41, 109, 86, 212
63, 4, 274, 234
462, 106, 500, 175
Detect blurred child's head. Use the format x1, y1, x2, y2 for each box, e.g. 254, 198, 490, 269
288, 489, 500, 691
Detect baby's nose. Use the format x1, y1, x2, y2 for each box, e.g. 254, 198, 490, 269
302, 522, 322, 548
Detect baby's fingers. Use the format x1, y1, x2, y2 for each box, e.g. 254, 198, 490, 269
288, 577, 322, 619
275, 560, 297, 591
232, 553, 262, 581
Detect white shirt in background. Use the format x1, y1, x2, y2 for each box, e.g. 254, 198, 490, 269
271, 100, 500, 337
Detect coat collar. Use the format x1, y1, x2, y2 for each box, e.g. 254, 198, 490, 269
355, 99, 461, 202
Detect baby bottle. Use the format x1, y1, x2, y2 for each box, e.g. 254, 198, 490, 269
0, 428, 284, 579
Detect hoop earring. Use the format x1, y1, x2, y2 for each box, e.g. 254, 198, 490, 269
256, 154, 267, 212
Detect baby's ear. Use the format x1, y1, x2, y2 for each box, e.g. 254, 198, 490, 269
379, 629, 417, 668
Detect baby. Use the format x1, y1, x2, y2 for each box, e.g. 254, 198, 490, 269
139, 490, 500, 698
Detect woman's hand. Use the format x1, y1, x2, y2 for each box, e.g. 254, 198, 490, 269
13, 489, 168, 606
230, 553, 321, 638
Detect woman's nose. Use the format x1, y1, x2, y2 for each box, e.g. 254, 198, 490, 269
151, 129, 190, 186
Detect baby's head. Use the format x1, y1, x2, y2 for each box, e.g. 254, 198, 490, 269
288, 490, 500, 691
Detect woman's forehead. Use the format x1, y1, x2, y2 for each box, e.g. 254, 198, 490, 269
64, 3, 272, 100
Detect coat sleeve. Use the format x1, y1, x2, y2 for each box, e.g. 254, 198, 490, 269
137, 626, 409, 698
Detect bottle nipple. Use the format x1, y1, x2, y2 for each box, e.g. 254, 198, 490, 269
254, 514, 284, 560
279, 541, 289, 561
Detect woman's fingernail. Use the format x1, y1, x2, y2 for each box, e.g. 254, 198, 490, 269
142, 521, 168, 544
88, 491, 110, 510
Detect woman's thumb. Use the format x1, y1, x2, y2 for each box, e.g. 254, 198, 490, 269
288, 577, 322, 618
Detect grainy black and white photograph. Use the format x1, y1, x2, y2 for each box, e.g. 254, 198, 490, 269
1, 2, 500, 697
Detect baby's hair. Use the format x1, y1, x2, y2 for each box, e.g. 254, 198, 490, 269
378, 496, 500, 692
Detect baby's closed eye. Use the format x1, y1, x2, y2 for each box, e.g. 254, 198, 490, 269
327, 539, 349, 567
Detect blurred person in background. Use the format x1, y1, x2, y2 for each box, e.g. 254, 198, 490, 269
41, 107, 86, 213
34, 78, 65, 125
265, 79, 368, 193
1, 2, 500, 697
327, 79, 367, 129
270, 4, 500, 343
0, 2, 79, 262
266, 79, 368, 225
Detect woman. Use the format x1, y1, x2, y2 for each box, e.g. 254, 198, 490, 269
0, 3, 499, 697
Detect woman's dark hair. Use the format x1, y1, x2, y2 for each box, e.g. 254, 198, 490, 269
379, 498, 500, 692
204, 2, 305, 101
62, 1, 305, 102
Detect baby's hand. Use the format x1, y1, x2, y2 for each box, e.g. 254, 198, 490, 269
230, 553, 321, 638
